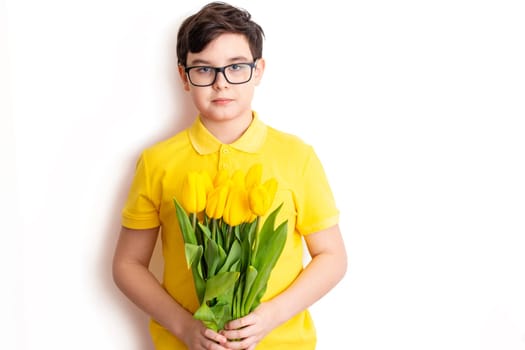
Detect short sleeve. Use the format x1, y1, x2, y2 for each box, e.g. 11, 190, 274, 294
295, 147, 339, 235
121, 153, 161, 229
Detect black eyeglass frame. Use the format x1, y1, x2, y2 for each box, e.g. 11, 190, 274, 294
184, 60, 258, 87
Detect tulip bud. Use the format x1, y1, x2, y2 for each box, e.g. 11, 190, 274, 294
200, 171, 213, 194
231, 170, 246, 189
248, 178, 278, 217
245, 163, 262, 190
213, 169, 230, 187
223, 186, 251, 226
206, 184, 229, 219
181, 171, 213, 214
262, 178, 278, 204
249, 186, 268, 217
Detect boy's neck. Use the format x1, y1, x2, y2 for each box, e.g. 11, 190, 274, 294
201, 112, 253, 144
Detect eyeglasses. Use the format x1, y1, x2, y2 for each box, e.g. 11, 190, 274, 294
184, 61, 257, 87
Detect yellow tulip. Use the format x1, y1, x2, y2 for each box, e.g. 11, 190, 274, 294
231, 169, 246, 188
206, 184, 229, 219
223, 185, 251, 226
201, 171, 213, 193
245, 163, 262, 190
181, 171, 213, 213
248, 178, 278, 216
248, 186, 268, 217
263, 178, 278, 204
213, 169, 230, 187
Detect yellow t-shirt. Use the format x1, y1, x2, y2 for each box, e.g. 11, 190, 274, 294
122, 112, 339, 349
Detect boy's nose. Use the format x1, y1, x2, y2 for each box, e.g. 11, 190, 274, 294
213, 71, 229, 88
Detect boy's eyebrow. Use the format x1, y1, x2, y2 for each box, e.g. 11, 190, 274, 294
187, 56, 253, 66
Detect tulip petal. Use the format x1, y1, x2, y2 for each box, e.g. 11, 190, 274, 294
245, 163, 262, 189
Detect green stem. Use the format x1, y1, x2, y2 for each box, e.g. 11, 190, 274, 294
191, 212, 204, 247
251, 216, 261, 265
211, 218, 217, 242
226, 225, 233, 251
191, 213, 197, 231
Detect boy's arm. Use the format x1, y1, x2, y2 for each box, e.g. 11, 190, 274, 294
112, 226, 229, 349
221, 224, 347, 349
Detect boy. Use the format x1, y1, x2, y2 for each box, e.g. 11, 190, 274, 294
112, 2, 347, 349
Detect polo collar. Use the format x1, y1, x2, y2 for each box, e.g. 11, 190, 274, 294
188, 111, 267, 155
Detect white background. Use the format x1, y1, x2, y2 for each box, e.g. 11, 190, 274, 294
2, 0, 525, 349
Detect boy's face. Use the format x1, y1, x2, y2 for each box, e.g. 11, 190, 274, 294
178, 33, 264, 124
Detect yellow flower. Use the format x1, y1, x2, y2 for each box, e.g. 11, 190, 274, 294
245, 164, 262, 190
201, 171, 213, 192
263, 178, 278, 202
249, 178, 278, 216
231, 169, 245, 188
181, 171, 213, 213
206, 184, 229, 219
223, 185, 251, 226
213, 169, 230, 187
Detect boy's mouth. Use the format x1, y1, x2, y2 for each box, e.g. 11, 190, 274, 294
212, 98, 233, 105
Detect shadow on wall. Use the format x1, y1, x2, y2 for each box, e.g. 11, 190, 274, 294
97, 25, 197, 350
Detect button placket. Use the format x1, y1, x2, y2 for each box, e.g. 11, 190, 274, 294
219, 145, 231, 170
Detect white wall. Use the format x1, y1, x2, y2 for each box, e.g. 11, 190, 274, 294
3, 0, 525, 349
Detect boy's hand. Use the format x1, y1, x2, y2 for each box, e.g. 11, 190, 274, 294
220, 303, 277, 350
180, 318, 231, 350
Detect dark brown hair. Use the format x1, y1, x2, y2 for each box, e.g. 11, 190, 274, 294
176, 2, 264, 66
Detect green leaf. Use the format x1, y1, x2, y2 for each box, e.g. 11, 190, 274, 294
232, 275, 245, 320
192, 213, 203, 246
216, 223, 224, 247
203, 271, 240, 302
194, 299, 234, 332
194, 278, 237, 331
194, 303, 219, 331
233, 225, 242, 245
209, 303, 231, 331
204, 237, 221, 277
218, 239, 241, 274
185, 243, 205, 303
247, 218, 258, 249
253, 206, 287, 271
229, 259, 240, 273
241, 266, 258, 315
174, 199, 197, 245
223, 226, 232, 251
184, 243, 202, 269
215, 243, 227, 273
198, 221, 212, 240
239, 220, 257, 272
243, 204, 288, 313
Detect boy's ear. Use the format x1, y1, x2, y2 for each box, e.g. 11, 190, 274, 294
178, 64, 190, 91
253, 58, 265, 85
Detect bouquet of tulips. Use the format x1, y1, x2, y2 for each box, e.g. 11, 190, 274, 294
173, 164, 288, 331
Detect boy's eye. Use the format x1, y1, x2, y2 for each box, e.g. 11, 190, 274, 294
196, 67, 212, 73
229, 64, 241, 70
